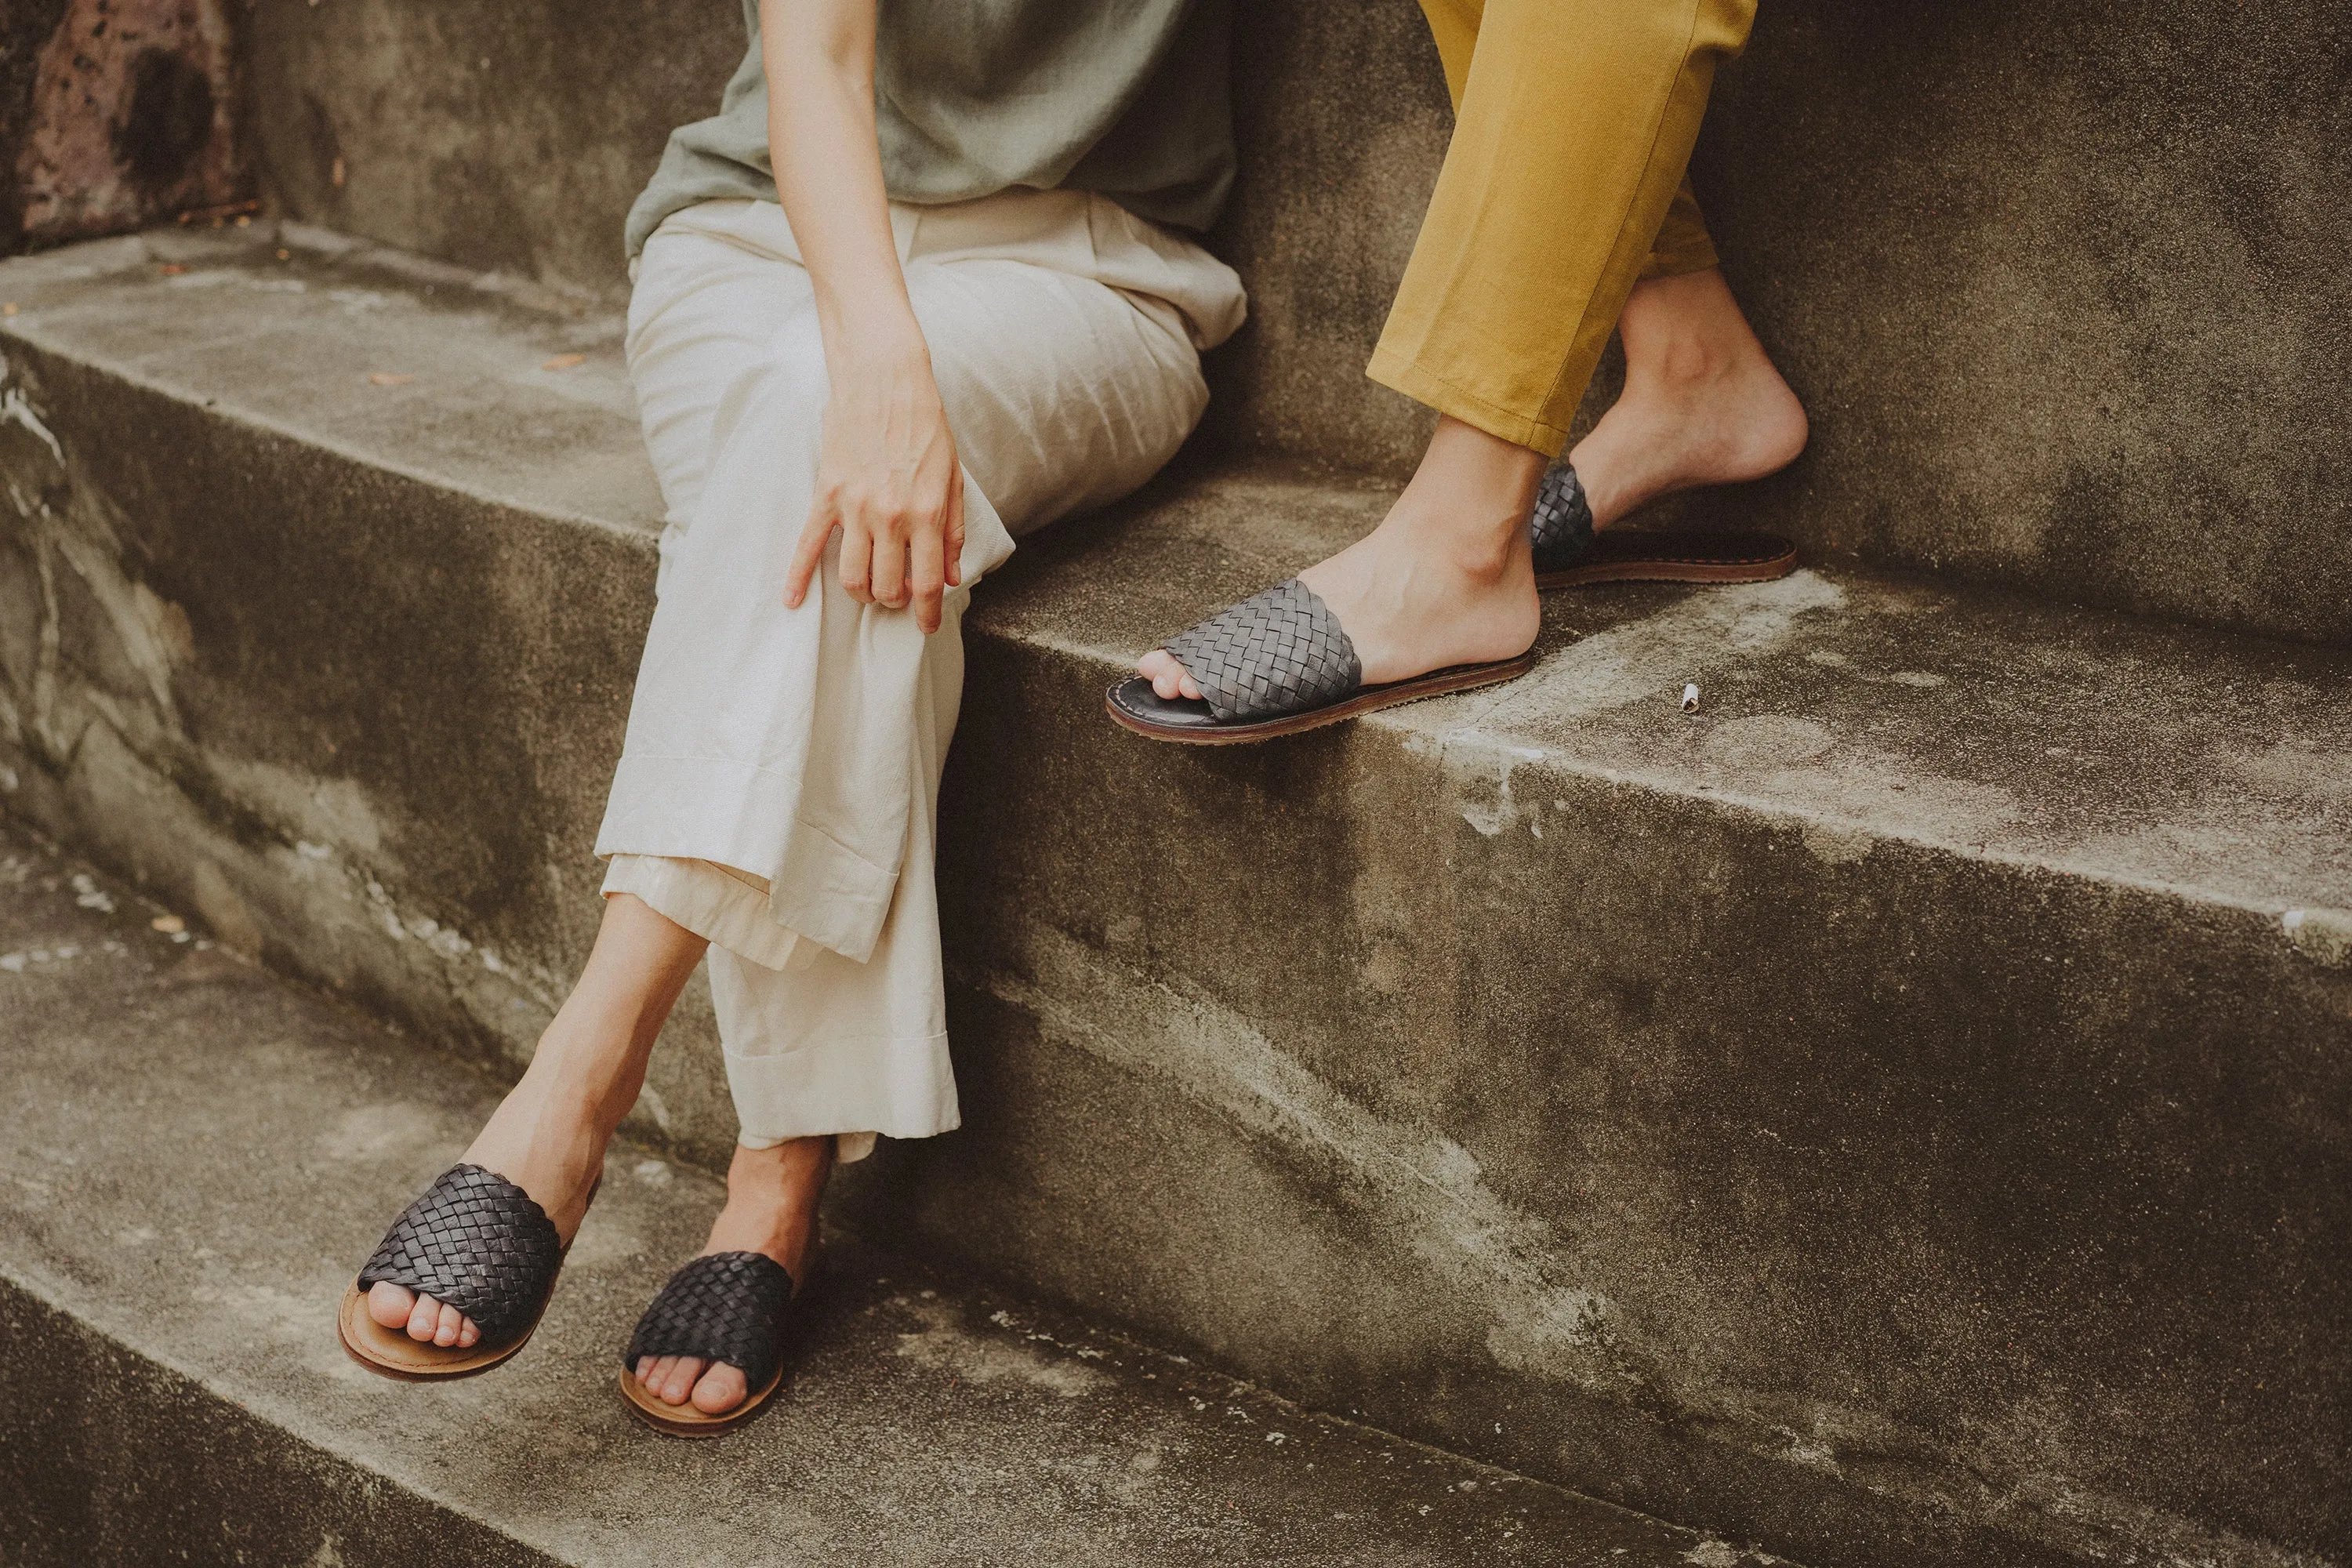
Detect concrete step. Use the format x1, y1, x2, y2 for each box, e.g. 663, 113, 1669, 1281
231, 0, 2352, 643
2, 227, 2347, 1568
0, 819, 1763, 1567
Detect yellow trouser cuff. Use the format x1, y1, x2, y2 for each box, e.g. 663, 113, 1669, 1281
1366, 344, 1573, 458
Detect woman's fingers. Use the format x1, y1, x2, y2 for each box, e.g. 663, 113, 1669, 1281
787, 468, 961, 633
838, 517, 876, 604
942, 470, 966, 590
785, 504, 835, 609
909, 511, 947, 633
866, 509, 909, 609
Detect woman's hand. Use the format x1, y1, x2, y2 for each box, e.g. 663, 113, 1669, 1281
784, 337, 967, 633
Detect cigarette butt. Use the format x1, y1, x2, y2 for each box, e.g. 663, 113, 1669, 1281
367, 372, 415, 386
540, 352, 586, 371
1681, 683, 1700, 713
151, 914, 184, 934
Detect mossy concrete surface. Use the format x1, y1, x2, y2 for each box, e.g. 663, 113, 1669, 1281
1, 227, 2346, 1566
0, 820, 1742, 1567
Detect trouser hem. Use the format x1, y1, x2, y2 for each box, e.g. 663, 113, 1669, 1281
724, 1030, 960, 1148
1366, 344, 1573, 457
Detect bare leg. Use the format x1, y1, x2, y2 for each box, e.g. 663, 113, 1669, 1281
1138, 267, 1805, 700
366, 892, 706, 1347
633, 1134, 833, 1413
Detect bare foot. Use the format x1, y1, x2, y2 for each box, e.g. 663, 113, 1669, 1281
633, 1136, 831, 1414
1568, 267, 1808, 528
1138, 415, 1544, 699
365, 892, 705, 1349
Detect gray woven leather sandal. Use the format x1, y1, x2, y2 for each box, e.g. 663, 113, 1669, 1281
1107, 576, 1535, 744
1531, 462, 1796, 589
338, 1163, 581, 1380
618, 1250, 805, 1437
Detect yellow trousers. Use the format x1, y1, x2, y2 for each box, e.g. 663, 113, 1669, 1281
1369, 0, 1759, 456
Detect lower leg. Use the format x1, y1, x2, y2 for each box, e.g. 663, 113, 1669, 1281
368, 891, 707, 1345
636, 1134, 833, 1412
1567, 267, 1807, 528
1138, 415, 1545, 698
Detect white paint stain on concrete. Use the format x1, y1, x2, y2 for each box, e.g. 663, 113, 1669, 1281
891, 1294, 1111, 1397
2282, 907, 2352, 968
0, 368, 66, 467
1799, 823, 1874, 866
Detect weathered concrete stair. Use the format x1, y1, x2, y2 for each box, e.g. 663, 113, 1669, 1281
2, 223, 2346, 1568
236, 0, 2352, 644
0, 819, 1767, 1567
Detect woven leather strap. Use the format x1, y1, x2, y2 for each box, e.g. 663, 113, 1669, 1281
355, 1163, 563, 1345
1530, 462, 1595, 575
1161, 577, 1361, 724
622, 1251, 794, 1389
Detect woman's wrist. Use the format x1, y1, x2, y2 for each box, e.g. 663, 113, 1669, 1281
816, 296, 930, 375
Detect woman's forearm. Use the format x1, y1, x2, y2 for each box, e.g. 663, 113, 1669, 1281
760, 0, 925, 368
762, 0, 966, 632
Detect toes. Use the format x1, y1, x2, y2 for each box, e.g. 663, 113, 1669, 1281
1140, 649, 1204, 702
653, 1354, 702, 1406
457, 1317, 481, 1348
635, 1356, 659, 1385
367, 1282, 416, 1330
406, 1291, 441, 1341
663, 1357, 706, 1406
432, 1301, 466, 1348
691, 1362, 749, 1415
1142, 649, 1187, 699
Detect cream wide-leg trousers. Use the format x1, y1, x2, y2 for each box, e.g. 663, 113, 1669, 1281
596, 191, 1244, 1162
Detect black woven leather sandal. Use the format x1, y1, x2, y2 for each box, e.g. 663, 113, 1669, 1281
618, 1250, 806, 1437
337, 1163, 582, 1380
1106, 577, 1534, 744
1531, 462, 1796, 588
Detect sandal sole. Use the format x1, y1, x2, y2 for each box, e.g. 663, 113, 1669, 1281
1106, 651, 1537, 746
336, 1283, 544, 1381
616, 1361, 786, 1438
1537, 533, 1797, 590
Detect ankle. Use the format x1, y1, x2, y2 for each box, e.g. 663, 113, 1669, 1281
1617, 268, 1765, 394
1630, 330, 1740, 394
1369, 495, 1523, 585
719, 1138, 831, 1236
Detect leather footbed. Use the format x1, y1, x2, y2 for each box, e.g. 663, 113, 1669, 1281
617, 1357, 788, 1438
1106, 648, 1537, 745
1537, 528, 1795, 589
337, 1281, 550, 1380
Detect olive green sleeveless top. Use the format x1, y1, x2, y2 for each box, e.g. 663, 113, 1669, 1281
626, 0, 1234, 258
